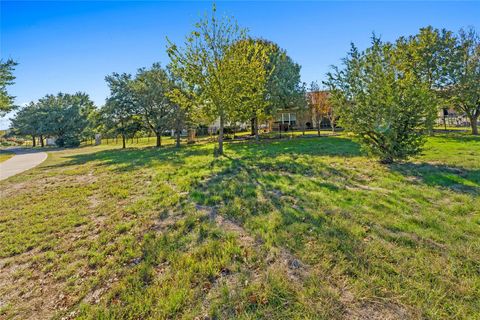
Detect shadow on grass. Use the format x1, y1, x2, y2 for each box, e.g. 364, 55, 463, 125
227, 136, 363, 159
46, 144, 213, 172
390, 162, 480, 195
45, 136, 361, 173
429, 133, 480, 144
194, 150, 366, 266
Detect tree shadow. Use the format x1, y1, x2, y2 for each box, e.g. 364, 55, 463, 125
46, 144, 213, 172
429, 133, 480, 144
390, 162, 480, 195
193, 151, 366, 266
227, 136, 363, 159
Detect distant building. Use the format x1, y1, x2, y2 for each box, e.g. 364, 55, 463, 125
205, 90, 337, 134
437, 107, 469, 127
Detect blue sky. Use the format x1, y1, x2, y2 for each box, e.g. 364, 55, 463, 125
1, 1, 479, 129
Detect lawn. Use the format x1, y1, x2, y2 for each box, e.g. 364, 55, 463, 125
0, 150, 14, 163
0, 133, 478, 319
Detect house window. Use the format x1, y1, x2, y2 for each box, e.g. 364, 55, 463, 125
275, 113, 296, 125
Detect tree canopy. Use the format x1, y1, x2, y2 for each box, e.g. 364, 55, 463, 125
132, 64, 176, 147
167, 4, 249, 154
0, 59, 18, 117
102, 73, 141, 149
446, 28, 480, 135
11, 92, 95, 147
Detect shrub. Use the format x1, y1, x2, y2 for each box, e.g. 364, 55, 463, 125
326, 37, 436, 163
55, 135, 80, 148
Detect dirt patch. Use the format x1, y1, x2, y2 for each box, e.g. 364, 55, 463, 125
0, 249, 71, 319
0, 172, 97, 200
203, 207, 415, 319
0, 209, 112, 319
88, 194, 101, 209
342, 299, 413, 320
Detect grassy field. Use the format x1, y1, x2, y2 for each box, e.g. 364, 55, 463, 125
0, 133, 478, 319
0, 150, 14, 163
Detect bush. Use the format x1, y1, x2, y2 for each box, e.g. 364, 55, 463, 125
55, 135, 80, 148
326, 37, 436, 163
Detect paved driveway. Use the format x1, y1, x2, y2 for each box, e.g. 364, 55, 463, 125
0, 148, 48, 181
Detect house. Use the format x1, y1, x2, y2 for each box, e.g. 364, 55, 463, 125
204, 90, 336, 134
269, 90, 335, 132
436, 107, 469, 127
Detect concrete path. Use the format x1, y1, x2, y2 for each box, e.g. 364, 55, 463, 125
0, 148, 48, 181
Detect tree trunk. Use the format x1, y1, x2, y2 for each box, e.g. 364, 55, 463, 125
218, 115, 224, 155
156, 133, 161, 147
175, 129, 181, 148
32, 136, 36, 147
317, 120, 321, 137
122, 134, 126, 149
39, 135, 44, 147
380, 157, 394, 165
254, 117, 259, 141
187, 128, 196, 144
250, 118, 255, 136
471, 115, 479, 135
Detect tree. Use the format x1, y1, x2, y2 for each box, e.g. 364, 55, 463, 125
307, 81, 331, 136
104, 73, 140, 148
10, 102, 43, 147
446, 27, 480, 135
395, 27, 456, 90
0, 59, 18, 117
132, 64, 176, 147
167, 4, 247, 155
223, 39, 270, 140
167, 79, 193, 147
326, 37, 436, 163
38, 92, 95, 147
264, 41, 304, 117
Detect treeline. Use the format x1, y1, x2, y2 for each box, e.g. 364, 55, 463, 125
100, 7, 306, 153
2, 6, 479, 162
7, 7, 306, 151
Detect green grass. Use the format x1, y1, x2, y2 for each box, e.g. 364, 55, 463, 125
0, 150, 14, 163
0, 133, 479, 319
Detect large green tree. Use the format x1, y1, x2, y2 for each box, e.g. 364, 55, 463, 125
38, 92, 95, 147
166, 74, 197, 148
103, 73, 140, 149
10, 92, 93, 147
167, 4, 247, 155
242, 40, 305, 136
395, 27, 456, 89
446, 27, 480, 135
262, 41, 304, 116
0, 59, 18, 117
222, 39, 270, 140
132, 64, 176, 147
10, 102, 43, 147
326, 37, 436, 163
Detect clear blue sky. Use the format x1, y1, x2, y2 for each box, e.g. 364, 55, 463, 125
1, 1, 479, 129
